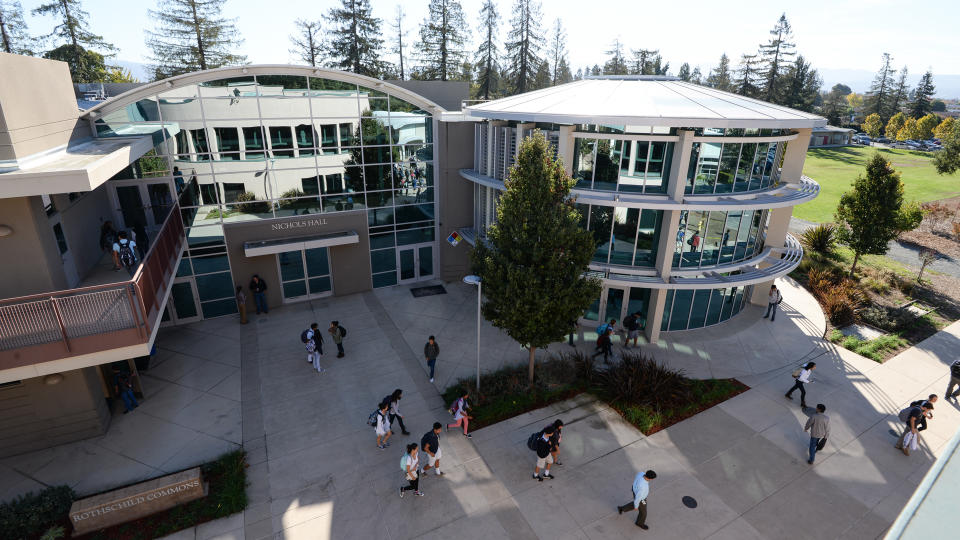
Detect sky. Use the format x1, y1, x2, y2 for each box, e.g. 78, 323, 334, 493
16, 0, 960, 92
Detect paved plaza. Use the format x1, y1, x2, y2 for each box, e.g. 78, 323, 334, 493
1, 278, 959, 539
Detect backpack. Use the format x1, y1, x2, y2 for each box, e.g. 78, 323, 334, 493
118, 241, 136, 268
951, 360, 960, 378
791, 368, 802, 379
448, 398, 462, 416
898, 406, 920, 423
526, 431, 543, 451
400, 454, 409, 472
367, 410, 379, 427
300, 330, 310, 343
339, 326, 347, 337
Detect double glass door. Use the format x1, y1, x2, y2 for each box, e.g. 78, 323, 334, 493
277, 247, 333, 302
110, 180, 175, 239
397, 244, 434, 284
162, 278, 202, 325
593, 286, 651, 329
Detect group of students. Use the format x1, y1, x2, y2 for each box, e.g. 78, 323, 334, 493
591, 313, 644, 363
529, 419, 564, 481
99, 220, 147, 277
300, 321, 348, 374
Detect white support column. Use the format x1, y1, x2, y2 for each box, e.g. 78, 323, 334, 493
666, 130, 695, 202
557, 125, 575, 176
645, 288, 667, 343
780, 127, 812, 184
485, 121, 500, 176
627, 141, 638, 176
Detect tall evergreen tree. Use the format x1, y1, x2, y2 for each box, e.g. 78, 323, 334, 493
323, 0, 384, 77
734, 54, 762, 97
504, 0, 544, 95
706, 53, 733, 91
822, 85, 850, 125
289, 19, 322, 67
865, 53, 896, 123
471, 130, 602, 385
603, 39, 628, 75
547, 18, 570, 85
650, 54, 668, 76
532, 60, 551, 90
629, 48, 658, 75
890, 67, 909, 115
33, 0, 116, 80
417, 0, 469, 81
1, 0, 33, 55
758, 13, 796, 102
780, 55, 820, 112
690, 66, 702, 85
473, 0, 499, 99
146, 0, 246, 80
677, 63, 691, 81
908, 70, 936, 119
390, 6, 407, 79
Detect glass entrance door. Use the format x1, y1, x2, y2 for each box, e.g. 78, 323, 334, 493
602, 287, 625, 323
110, 180, 175, 240
166, 278, 201, 324
593, 286, 651, 329
277, 247, 333, 303
397, 243, 434, 284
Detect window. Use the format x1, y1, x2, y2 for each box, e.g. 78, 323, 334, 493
175, 130, 190, 159
295, 124, 316, 156
214, 127, 240, 160
339, 122, 353, 148
222, 183, 245, 203
243, 126, 265, 160
320, 124, 337, 154
269, 126, 294, 157
190, 129, 210, 160
52, 223, 68, 254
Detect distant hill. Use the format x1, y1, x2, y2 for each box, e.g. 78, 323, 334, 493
113, 60, 152, 83
818, 68, 960, 99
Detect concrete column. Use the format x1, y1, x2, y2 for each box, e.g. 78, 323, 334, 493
666, 130, 695, 202
645, 288, 667, 343
627, 141, 637, 176
749, 206, 793, 305
780, 127, 812, 184
557, 125, 575, 175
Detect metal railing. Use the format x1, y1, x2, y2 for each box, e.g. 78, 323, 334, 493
0, 203, 185, 369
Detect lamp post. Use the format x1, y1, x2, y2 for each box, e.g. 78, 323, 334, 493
463, 275, 482, 391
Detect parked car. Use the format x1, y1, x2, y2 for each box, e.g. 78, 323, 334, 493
876, 137, 890, 144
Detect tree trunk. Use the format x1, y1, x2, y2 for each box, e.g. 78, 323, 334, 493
849, 252, 860, 277
527, 346, 536, 386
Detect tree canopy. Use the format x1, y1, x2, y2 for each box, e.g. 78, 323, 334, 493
1, 0, 33, 55
146, 0, 246, 80
416, 0, 469, 81
323, 0, 384, 77
33, 0, 116, 81
504, 0, 544, 94
473, 0, 500, 99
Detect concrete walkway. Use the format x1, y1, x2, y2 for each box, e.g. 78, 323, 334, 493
2, 277, 958, 540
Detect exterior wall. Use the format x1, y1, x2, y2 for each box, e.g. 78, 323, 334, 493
437, 121, 476, 282
223, 211, 371, 308
53, 186, 115, 281
0, 53, 80, 163
0, 367, 109, 458
385, 80, 469, 112
0, 196, 67, 299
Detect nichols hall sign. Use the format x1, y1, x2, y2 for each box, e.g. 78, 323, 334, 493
271, 218, 329, 231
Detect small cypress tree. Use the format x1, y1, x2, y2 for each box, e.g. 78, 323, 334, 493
471, 131, 601, 385
835, 153, 923, 276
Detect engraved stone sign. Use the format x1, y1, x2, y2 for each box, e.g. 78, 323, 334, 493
68, 467, 205, 535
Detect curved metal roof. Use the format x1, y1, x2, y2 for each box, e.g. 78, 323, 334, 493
466, 77, 827, 129
81, 65, 445, 119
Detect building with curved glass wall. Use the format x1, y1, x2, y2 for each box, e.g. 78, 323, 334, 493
460, 76, 824, 341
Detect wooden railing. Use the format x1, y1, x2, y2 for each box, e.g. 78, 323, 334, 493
0, 203, 185, 372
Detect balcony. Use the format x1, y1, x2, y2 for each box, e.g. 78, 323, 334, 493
0, 203, 186, 381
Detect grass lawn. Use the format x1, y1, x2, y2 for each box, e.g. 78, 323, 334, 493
796, 146, 960, 223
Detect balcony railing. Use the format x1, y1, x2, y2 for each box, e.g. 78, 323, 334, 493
0, 203, 185, 373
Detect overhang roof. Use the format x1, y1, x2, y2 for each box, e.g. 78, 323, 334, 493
466, 76, 827, 129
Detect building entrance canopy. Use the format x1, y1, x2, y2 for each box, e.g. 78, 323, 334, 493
242, 230, 358, 257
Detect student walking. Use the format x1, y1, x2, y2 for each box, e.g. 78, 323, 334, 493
785, 361, 816, 409
946, 360, 960, 399
329, 321, 346, 358
804, 404, 830, 464
763, 285, 783, 321
593, 328, 614, 364
376, 401, 393, 449
250, 275, 268, 314
112, 367, 139, 414
532, 426, 556, 481
424, 336, 439, 383
549, 419, 564, 466
447, 390, 473, 438
100, 221, 119, 269
399, 443, 424, 497
420, 423, 444, 477
305, 323, 325, 373
623, 313, 641, 348
113, 231, 139, 276
617, 470, 657, 530
895, 401, 933, 456
235, 286, 247, 324
910, 394, 938, 432
386, 389, 410, 435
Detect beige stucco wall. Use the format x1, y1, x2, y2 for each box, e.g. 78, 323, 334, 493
0, 366, 110, 458
437, 121, 476, 282
0, 196, 68, 299
53, 186, 114, 281
223, 211, 372, 308
0, 53, 80, 162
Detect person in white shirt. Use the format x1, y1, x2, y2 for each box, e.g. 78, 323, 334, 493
785, 361, 816, 408
305, 323, 324, 373
112, 231, 138, 277
446, 390, 473, 438
376, 401, 393, 449
763, 284, 783, 321
399, 443, 423, 497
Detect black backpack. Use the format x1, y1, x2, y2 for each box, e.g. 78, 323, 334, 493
300, 330, 310, 343
951, 360, 960, 378
339, 325, 347, 337
526, 431, 543, 451
118, 241, 136, 268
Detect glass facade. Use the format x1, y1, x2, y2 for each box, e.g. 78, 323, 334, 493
674, 209, 767, 267
686, 128, 786, 194
95, 74, 436, 307
572, 137, 674, 193
660, 285, 751, 331
576, 204, 663, 267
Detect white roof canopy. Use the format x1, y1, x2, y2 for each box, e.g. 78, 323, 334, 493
466, 77, 827, 129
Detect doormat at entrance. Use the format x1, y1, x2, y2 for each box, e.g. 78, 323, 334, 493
411, 285, 447, 298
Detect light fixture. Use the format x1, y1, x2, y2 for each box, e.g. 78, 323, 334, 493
0, 225, 12, 237
43, 374, 64, 385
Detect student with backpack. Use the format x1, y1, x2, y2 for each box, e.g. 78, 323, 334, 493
623, 313, 641, 348
424, 336, 439, 383
385, 389, 410, 436
399, 443, 424, 497
446, 390, 473, 438
593, 328, 614, 364
375, 401, 393, 450
763, 285, 783, 321
329, 321, 346, 358
531, 425, 556, 481
113, 231, 138, 276
549, 419, 564, 466
895, 400, 933, 456
946, 360, 960, 400
301, 323, 325, 373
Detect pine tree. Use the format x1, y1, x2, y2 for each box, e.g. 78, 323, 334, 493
146, 0, 246, 80
532, 60, 551, 90
33, 0, 116, 81
758, 13, 796, 102
289, 19, 322, 67
390, 6, 408, 79
603, 38, 627, 75
651, 54, 668, 76
504, 0, 544, 95
677, 63, 691, 81
690, 67, 702, 85
734, 54, 762, 97
706, 53, 733, 91
822, 86, 850, 125
547, 19, 570, 85
865, 53, 896, 123
835, 153, 922, 276
780, 55, 820, 112
323, 0, 384, 77
473, 0, 499, 99
471, 130, 602, 385
1, 0, 33, 55
629, 48, 658, 75
417, 0, 469, 81
908, 70, 936, 119
890, 67, 909, 115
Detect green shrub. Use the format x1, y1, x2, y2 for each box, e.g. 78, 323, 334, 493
835, 333, 909, 362
828, 328, 844, 342
862, 277, 890, 294
235, 192, 271, 214
858, 305, 914, 332
800, 223, 838, 254
596, 352, 691, 409
0, 485, 74, 540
